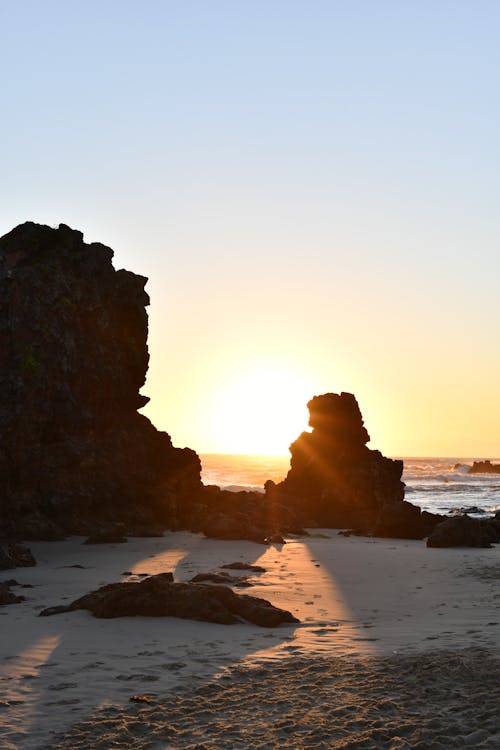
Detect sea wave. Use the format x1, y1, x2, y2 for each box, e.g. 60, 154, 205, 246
201, 454, 500, 518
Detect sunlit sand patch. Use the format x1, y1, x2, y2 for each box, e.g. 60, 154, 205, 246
0, 635, 60, 744
242, 539, 377, 663
128, 547, 190, 577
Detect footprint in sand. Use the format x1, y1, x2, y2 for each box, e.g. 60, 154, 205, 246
160, 662, 186, 671
137, 650, 164, 656
81, 661, 105, 670
48, 682, 77, 691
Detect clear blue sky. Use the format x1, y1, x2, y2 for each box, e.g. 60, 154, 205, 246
1, 1, 499, 455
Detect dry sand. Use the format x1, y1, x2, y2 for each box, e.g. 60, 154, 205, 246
1, 531, 499, 749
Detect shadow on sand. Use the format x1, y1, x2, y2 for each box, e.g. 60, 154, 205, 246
0, 532, 299, 748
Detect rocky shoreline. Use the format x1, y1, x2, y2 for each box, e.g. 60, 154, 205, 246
1, 222, 499, 563
469, 460, 500, 475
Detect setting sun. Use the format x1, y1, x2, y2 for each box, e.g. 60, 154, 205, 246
208, 365, 313, 455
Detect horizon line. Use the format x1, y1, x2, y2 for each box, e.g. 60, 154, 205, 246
198, 452, 498, 460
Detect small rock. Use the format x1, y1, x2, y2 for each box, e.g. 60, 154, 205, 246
0, 543, 36, 570
189, 572, 251, 586
0, 581, 25, 605
221, 562, 266, 573
264, 534, 286, 545
130, 695, 154, 703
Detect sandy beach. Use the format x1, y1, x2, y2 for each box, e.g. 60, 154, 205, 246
1, 531, 499, 749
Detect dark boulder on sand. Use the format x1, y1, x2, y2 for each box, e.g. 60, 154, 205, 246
266, 392, 436, 539
426, 515, 495, 548
0, 223, 201, 540
0, 580, 26, 605
39, 572, 298, 627
0, 542, 36, 570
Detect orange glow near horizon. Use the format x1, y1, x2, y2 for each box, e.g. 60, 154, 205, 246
206, 365, 314, 455
143, 335, 500, 458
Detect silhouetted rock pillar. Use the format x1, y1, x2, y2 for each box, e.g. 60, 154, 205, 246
267, 392, 414, 534
0, 222, 201, 539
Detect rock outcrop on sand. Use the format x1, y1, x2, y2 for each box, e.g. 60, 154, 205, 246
0, 542, 36, 570
469, 460, 500, 475
427, 514, 499, 548
0, 579, 26, 605
0, 223, 201, 540
180, 484, 303, 545
265, 392, 438, 539
39, 572, 299, 627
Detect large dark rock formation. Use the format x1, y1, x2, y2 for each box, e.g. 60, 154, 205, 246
0, 222, 450, 545
39, 572, 299, 627
266, 392, 436, 538
0, 222, 201, 539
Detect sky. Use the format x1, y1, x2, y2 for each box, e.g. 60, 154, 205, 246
1, 1, 499, 456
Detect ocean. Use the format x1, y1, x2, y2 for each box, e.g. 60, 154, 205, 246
200, 454, 500, 518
